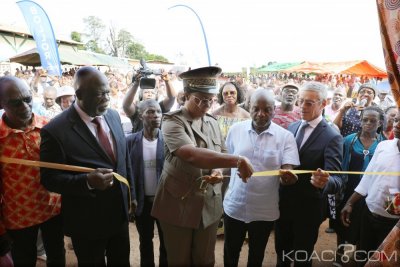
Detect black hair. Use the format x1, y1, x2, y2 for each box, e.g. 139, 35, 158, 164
362, 106, 385, 122
361, 105, 385, 133
217, 82, 244, 105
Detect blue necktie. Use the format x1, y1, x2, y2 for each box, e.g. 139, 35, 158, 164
296, 122, 309, 149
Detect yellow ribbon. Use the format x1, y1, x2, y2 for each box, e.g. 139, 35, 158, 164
253, 169, 400, 177
0, 157, 132, 212
2, 156, 400, 211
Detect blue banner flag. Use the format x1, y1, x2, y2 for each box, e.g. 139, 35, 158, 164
17, 0, 62, 76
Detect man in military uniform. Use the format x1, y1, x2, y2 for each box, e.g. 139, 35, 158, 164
151, 66, 254, 267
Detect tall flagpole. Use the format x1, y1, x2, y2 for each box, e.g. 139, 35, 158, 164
168, 4, 211, 66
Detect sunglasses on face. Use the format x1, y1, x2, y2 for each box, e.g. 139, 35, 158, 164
192, 95, 214, 106
7, 96, 32, 107
298, 98, 321, 107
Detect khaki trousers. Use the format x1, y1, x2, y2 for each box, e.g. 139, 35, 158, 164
160, 220, 219, 267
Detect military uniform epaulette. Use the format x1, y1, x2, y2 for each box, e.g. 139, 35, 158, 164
205, 113, 217, 121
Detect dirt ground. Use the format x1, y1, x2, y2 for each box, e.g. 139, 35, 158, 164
37, 219, 338, 267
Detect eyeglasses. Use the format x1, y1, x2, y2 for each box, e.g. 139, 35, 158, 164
359, 89, 374, 96
192, 95, 214, 106
298, 99, 321, 107
222, 91, 237, 97
7, 96, 32, 107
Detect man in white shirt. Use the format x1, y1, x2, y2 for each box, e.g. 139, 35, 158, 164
341, 110, 400, 265
223, 89, 300, 267
126, 99, 167, 267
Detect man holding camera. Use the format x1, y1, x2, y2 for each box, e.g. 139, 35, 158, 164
122, 70, 177, 133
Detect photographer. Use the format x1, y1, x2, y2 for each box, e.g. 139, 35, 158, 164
123, 70, 177, 133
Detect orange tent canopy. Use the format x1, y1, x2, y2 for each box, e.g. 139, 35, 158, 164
283, 60, 387, 78
321, 60, 388, 78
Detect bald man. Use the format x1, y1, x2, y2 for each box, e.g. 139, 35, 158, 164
0, 76, 64, 267
40, 67, 134, 267
223, 89, 300, 267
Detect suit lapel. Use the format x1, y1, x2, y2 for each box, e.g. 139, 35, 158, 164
299, 120, 326, 153
69, 106, 113, 164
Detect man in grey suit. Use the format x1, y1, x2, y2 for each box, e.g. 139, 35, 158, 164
40, 67, 134, 267
275, 81, 344, 267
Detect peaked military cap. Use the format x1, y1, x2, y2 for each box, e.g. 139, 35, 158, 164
179, 66, 222, 94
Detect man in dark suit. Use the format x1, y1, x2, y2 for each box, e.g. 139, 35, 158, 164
275, 81, 344, 267
40, 67, 134, 267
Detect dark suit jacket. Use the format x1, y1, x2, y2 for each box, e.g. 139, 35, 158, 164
40, 106, 133, 239
126, 129, 164, 216
281, 118, 344, 222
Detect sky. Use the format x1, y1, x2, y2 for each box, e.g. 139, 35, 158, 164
0, 0, 386, 72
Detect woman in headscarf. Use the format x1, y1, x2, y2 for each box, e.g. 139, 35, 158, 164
333, 83, 377, 137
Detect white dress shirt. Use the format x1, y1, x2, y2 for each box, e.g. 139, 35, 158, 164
224, 120, 300, 222
297, 115, 323, 148
355, 139, 400, 219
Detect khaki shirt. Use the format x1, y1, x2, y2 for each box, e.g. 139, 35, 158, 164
151, 108, 226, 229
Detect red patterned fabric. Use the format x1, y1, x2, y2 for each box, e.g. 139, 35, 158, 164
364, 3, 400, 264
0, 114, 61, 233
377, 0, 400, 106
272, 105, 301, 129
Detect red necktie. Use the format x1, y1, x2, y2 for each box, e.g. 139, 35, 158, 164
92, 117, 116, 163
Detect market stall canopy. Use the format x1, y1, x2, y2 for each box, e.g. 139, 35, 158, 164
282, 61, 331, 74
321, 60, 388, 78
257, 62, 303, 72
9, 47, 131, 68
282, 60, 387, 78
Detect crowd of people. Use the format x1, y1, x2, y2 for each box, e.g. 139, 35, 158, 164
0, 64, 399, 267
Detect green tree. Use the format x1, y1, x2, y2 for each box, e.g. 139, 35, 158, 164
126, 41, 168, 62
145, 53, 168, 62
70, 31, 82, 42
86, 40, 105, 54
117, 29, 133, 58
83, 16, 106, 53
126, 41, 148, 60
70, 31, 85, 50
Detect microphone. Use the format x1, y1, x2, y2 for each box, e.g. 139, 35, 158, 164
357, 99, 367, 116
359, 99, 367, 107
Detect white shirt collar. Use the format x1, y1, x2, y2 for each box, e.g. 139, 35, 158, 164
302, 115, 323, 128
247, 120, 277, 136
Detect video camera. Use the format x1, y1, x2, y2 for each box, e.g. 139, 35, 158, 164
134, 59, 162, 89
